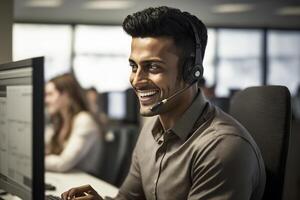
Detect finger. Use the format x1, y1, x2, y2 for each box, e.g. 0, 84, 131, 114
61, 190, 70, 200
61, 188, 82, 200
68, 185, 94, 198
74, 194, 95, 200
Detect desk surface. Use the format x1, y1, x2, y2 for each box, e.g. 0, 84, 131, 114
46, 170, 119, 198
1, 171, 118, 199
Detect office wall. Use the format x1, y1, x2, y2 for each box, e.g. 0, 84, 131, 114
0, 0, 13, 63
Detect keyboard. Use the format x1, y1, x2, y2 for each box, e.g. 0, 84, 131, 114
46, 194, 62, 200
45, 182, 56, 191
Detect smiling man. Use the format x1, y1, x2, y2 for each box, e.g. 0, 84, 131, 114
62, 6, 266, 200
129, 36, 194, 129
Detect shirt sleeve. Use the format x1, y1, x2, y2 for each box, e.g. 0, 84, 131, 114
188, 134, 260, 200
45, 113, 100, 172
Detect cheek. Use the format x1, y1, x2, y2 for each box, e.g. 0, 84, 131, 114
45, 95, 54, 105
50, 95, 61, 107
129, 74, 134, 85
155, 74, 178, 89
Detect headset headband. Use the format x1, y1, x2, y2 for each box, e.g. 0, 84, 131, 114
184, 16, 203, 67
182, 15, 204, 83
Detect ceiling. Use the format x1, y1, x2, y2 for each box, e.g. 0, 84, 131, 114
14, 0, 300, 28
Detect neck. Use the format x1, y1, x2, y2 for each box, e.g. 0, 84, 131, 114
159, 84, 198, 131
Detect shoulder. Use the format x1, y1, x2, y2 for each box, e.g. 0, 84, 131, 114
72, 111, 99, 135
202, 106, 257, 148
73, 111, 96, 126
191, 106, 264, 181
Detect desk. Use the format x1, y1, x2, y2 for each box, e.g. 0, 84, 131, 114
46, 170, 118, 198
1, 170, 118, 199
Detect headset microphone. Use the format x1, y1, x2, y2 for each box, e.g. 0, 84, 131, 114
150, 84, 194, 112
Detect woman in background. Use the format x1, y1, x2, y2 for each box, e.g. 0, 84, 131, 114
45, 73, 103, 175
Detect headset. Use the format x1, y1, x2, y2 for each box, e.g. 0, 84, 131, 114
182, 15, 204, 85
150, 15, 205, 112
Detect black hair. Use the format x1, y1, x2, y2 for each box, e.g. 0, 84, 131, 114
122, 6, 207, 62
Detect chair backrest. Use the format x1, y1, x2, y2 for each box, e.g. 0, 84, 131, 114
210, 97, 230, 113
229, 86, 291, 200
98, 125, 139, 186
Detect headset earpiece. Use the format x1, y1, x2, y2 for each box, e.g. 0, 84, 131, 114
182, 15, 204, 85
182, 56, 203, 85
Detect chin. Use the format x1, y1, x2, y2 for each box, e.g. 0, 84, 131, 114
139, 106, 157, 117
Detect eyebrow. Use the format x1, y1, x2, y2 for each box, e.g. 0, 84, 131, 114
128, 58, 166, 65
128, 59, 135, 64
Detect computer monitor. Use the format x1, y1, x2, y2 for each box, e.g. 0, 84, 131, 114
102, 88, 139, 124
0, 57, 44, 200
107, 91, 126, 120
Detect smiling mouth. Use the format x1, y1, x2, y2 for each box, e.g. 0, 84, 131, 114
137, 89, 159, 105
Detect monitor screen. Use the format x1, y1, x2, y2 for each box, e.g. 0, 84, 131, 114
102, 89, 139, 123
0, 57, 44, 200
107, 92, 126, 120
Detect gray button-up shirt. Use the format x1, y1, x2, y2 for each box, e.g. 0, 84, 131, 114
111, 92, 266, 200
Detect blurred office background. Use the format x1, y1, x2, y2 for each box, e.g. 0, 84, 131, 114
1, 0, 300, 199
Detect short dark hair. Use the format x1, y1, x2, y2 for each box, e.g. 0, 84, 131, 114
122, 6, 207, 62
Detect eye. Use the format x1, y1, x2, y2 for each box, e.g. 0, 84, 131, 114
129, 62, 138, 73
148, 63, 161, 73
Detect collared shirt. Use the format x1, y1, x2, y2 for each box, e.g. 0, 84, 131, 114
111, 92, 266, 200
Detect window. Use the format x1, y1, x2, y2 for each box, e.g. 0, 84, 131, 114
13, 23, 300, 96
13, 24, 72, 80
216, 29, 263, 97
267, 30, 300, 95
73, 25, 132, 92
203, 29, 216, 86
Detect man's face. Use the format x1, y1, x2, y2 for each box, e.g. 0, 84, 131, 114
129, 37, 186, 116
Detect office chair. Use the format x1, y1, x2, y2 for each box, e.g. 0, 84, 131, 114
210, 97, 230, 113
229, 86, 291, 200
98, 125, 139, 186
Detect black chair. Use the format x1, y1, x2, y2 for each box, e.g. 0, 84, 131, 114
229, 86, 291, 200
98, 125, 139, 186
210, 97, 230, 113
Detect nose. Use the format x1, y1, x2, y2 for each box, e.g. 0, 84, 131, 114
130, 67, 148, 88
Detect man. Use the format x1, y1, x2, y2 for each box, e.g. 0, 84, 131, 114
62, 6, 265, 200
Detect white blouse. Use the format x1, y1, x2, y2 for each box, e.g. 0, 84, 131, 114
45, 111, 103, 175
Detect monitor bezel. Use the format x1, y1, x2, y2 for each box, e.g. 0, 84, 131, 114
0, 57, 44, 200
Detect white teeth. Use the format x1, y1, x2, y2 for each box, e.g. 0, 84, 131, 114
139, 90, 157, 98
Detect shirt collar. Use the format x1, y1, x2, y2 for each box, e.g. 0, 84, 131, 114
151, 90, 208, 141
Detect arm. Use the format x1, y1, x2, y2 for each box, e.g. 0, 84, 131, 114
46, 113, 100, 172
60, 138, 145, 200
60, 116, 155, 200
188, 135, 261, 200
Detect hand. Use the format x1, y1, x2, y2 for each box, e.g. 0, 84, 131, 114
61, 184, 103, 200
